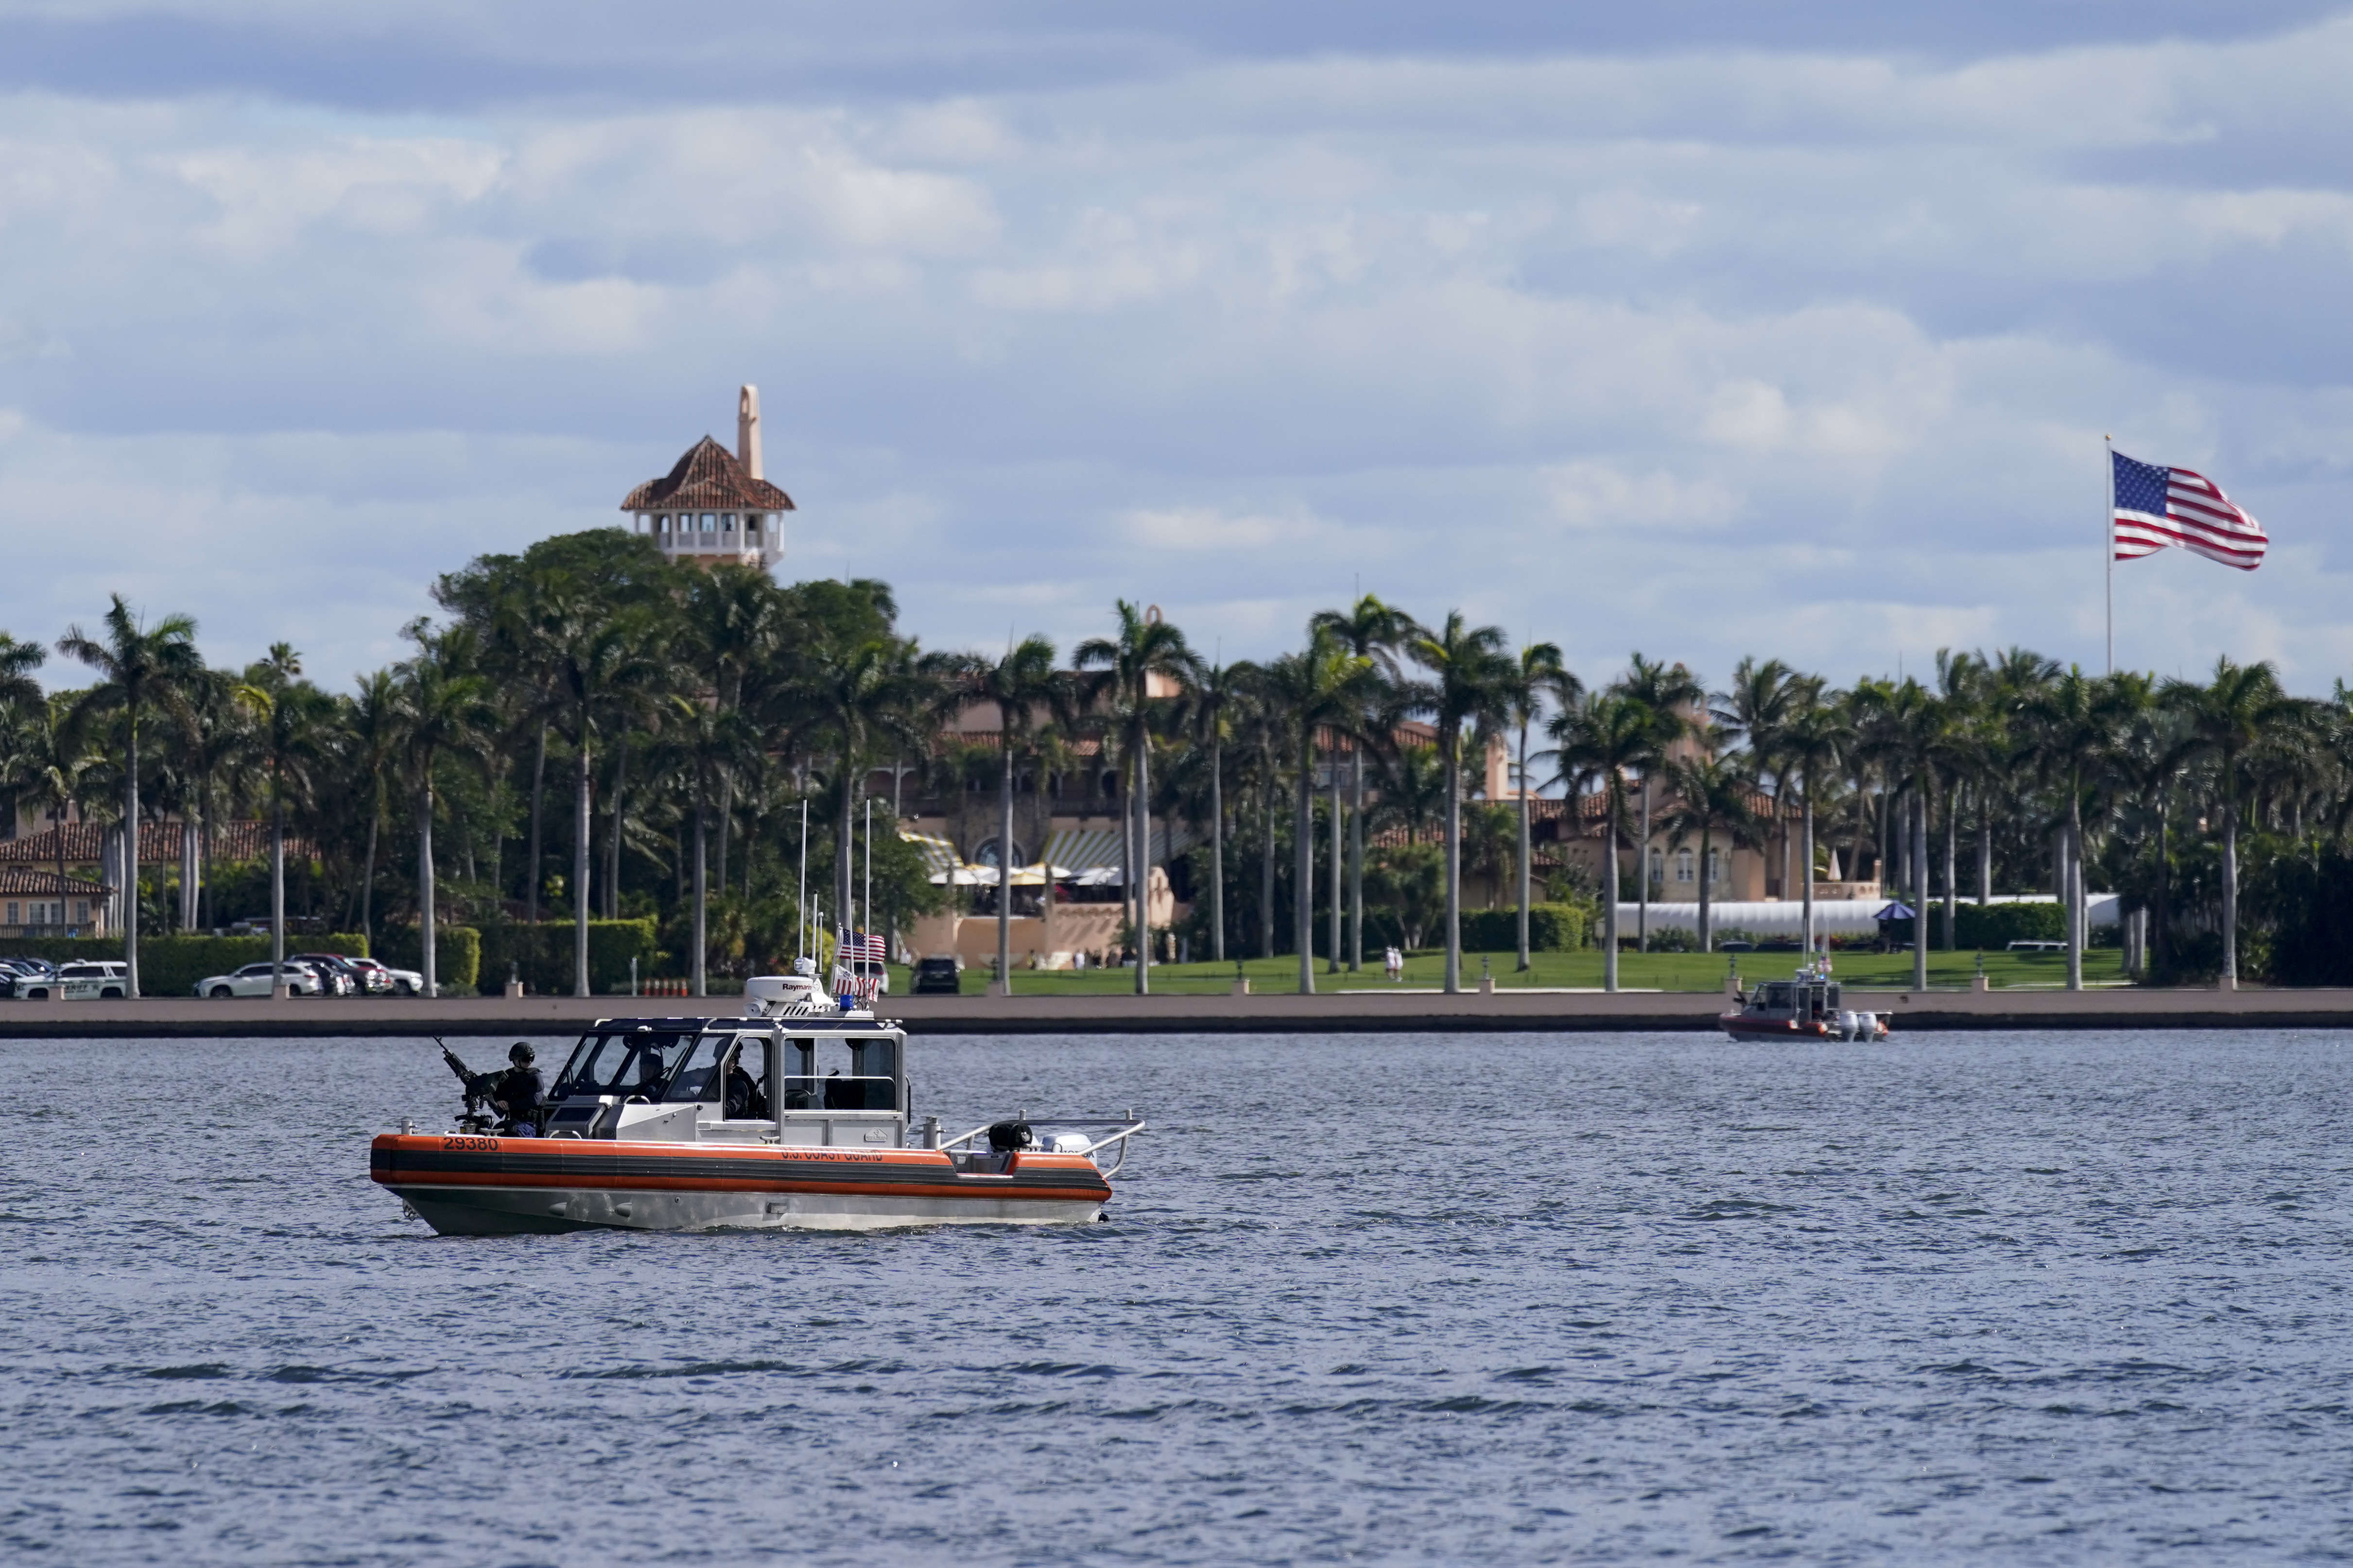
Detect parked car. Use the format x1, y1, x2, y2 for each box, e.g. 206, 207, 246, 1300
0, 957, 60, 998
910, 955, 961, 994
346, 956, 428, 996
290, 952, 366, 996
194, 961, 327, 999
300, 951, 386, 994
846, 957, 890, 997
26, 960, 131, 999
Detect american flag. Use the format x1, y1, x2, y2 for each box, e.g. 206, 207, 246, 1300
831, 931, 886, 1002
2113, 449, 2266, 570
841, 931, 886, 963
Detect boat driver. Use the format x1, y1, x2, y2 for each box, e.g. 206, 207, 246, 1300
724, 1044, 769, 1120
491, 1042, 546, 1137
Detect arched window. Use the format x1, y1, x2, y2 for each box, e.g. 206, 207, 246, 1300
1100, 771, 1119, 798
1706, 847, 1724, 884
1675, 848, 1695, 883
1647, 847, 1663, 886
972, 837, 1027, 870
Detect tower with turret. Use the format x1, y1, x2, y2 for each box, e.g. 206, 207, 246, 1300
621, 385, 794, 569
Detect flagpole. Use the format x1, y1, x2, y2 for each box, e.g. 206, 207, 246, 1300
2104, 433, 2114, 675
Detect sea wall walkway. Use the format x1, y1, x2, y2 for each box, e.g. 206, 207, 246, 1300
3, 986, 2351, 1037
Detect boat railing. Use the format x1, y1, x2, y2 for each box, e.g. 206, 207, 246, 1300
938, 1112, 1148, 1176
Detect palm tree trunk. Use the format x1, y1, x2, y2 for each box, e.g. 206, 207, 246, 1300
606, 742, 626, 921
573, 740, 592, 998
524, 722, 546, 927
716, 773, 733, 896
122, 712, 140, 996
1636, 775, 1651, 951
692, 777, 709, 998
1602, 796, 1621, 993
1327, 742, 1342, 974
1942, 790, 1957, 950
1516, 725, 1532, 971
1442, 730, 1463, 994
1778, 791, 1791, 903
1349, 746, 1365, 972
995, 744, 1014, 995
1296, 735, 1315, 995
359, 796, 379, 951
2221, 787, 2239, 989
1697, 822, 1713, 953
1259, 777, 1275, 961
2154, 796, 2173, 977
1210, 733, 1225, 964
418, 783, 437, 998
1800, 781, 1816, 958
1134, 725, 1152, 994
1977, 792, 1992, 905
2065, 782, 2084, 993
1912, 787, 1929, 992
271, 795, 286, 996
179, 815, 198, 931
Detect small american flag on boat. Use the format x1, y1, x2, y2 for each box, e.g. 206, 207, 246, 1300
832, 931, 886, 1001
2112, 449, 2266, 571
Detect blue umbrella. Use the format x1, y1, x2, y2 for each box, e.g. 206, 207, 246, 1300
1873, 902, 1917, 920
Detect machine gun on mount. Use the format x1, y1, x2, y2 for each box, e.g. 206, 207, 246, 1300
438, 1040, 501, 1134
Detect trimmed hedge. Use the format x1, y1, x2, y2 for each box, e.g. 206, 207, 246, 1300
0, 933, 369, 997
476, 919, 662, 997
372, 925, 483, 995
1951, 900, 2066, 948
1458, 902, 1595, 952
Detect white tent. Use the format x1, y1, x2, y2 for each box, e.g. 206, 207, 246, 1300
1610, 895, 2118, 939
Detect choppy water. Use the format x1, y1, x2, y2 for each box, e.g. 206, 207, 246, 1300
4, 1029, 2353, 1564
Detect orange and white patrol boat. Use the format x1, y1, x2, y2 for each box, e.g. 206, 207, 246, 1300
1718, 962, 1890, 1042
370, 973, 1144, 1235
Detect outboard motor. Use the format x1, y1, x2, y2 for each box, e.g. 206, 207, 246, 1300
1834, 1010, 1860, 1041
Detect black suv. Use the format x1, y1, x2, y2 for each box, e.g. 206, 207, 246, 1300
911, 955, 961, 994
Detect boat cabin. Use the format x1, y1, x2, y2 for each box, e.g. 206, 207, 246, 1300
540, 1015, 909, 1149
1742, 974, 1839, 1025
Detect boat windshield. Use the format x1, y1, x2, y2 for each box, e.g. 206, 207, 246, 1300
662, 1032, 737, 1103
554, 1029, 692, 1099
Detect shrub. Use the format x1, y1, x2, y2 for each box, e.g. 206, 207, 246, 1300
1458, 901, 1596, 952
0, 933, 369, 996
373, 925, 482, 994
476, 919, 662, 996
1951, 901, 2066, 948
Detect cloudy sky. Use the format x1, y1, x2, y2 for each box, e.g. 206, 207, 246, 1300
4, 1, 2352, 695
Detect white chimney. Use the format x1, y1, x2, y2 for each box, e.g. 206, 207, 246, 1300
737, 384, 762, 480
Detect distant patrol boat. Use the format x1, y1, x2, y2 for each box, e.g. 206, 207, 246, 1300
370, 973, 1144, 1234
1719, 961, 1890, 1042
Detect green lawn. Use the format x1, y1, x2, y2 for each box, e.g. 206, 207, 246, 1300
887, 944, 2128, 996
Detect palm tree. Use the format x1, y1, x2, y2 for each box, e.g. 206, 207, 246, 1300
1551, 692, 1652, 991
2163, 657, 2305, 988
1185, 659, 1253, 964
1661, 744, 1762, 954
793, 633, 942, 967
1075, 602, 1194, 993
57, 596, 202, 997
0, 632, 43, 713
234, 644, 330, 993
1261, 632, 1377, 994
395, 625, 495, 998
1500, 642, 1575, 972
1404, 612, 1512, 994
1712, 657, 1798, 903
1613, 655, 1704, 951
346, 669, 401, 950
1309, 595, 1413, 971
2022, 668, 2129, 992
962, 635, 1061, 994
1777, 683, 1846, 958
547, 602, 667, 996
11, 700, 99, 906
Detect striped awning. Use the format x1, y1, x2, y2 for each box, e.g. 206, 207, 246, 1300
1044, 823, 1197, 879
900, 830, 963, 876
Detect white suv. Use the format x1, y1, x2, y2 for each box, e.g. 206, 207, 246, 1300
195, 962, 326, 999
23, 961, 129, 999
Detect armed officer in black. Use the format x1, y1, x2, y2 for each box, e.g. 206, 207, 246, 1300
491, 1042, 546, 1136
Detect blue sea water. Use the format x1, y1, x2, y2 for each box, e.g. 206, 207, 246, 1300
3, 1028, 2352, 1565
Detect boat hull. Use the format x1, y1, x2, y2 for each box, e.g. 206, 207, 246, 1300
371, 1133, 1112, 1234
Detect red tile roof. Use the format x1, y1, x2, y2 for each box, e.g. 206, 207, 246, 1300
0, 867, 111, 896
0, 821, 306, 865
621, 436, 795, 514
